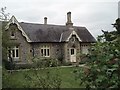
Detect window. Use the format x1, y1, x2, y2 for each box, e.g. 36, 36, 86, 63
71, 36, 76, 43
71, 49, 75, 55
8, 46, 19, 58
10, 31, 15, 39
41, 46, 50, 57
81, 44, 89, 54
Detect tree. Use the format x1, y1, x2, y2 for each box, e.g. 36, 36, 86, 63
112, 18, 120, 34
0, 6, 11, 89
0, 7, 15, 70
0, 7, 10, 21
74, 18, 120, 88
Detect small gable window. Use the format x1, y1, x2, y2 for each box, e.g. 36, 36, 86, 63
10, 31, 15, 39
41, 45, 50, 57
71, 36, 76, 42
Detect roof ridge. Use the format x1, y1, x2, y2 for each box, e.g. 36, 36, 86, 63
19, 22, 66, 27
19, 21, 86, 28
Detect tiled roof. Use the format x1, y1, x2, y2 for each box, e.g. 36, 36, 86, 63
19, 22, 96, 42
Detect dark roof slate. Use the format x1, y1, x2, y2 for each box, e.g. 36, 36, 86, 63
19, 22, 96, 43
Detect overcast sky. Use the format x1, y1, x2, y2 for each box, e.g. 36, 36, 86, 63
0, 0, 119, 38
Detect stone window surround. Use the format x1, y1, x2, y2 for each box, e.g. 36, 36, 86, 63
41, 45, 50, 57
8, 46, 19, 60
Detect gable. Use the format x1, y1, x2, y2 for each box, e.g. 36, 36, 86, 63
66, 28, 82, 42
5, 16, 32, 42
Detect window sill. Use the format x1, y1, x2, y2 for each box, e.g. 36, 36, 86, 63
13, 57, 19, 61
8, 57, 20, 62
41, 56, 50, 58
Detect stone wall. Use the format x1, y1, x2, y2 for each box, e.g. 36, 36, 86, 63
8, 24, 32, 64
31, 43, 64, 62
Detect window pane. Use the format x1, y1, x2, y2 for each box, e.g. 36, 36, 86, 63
12, 50, 15, 57
16, 49, 19, 57
47, 49, 49, 56
44, 49, 46, 56
71, 49, 74, 55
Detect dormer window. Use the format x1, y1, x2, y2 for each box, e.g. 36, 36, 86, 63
11, 31, 15, 39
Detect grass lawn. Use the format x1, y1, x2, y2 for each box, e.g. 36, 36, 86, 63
2, 66, 84, 88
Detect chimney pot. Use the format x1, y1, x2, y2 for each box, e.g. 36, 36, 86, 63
44, 17, 47, 24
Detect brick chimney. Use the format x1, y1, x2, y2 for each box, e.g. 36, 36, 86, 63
66, 12, 73, 27
44, 17, 47, 24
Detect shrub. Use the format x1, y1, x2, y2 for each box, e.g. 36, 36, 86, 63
32, 57, 60, 68
62, 61, 72, 66
74, 18, 120, 88
3, 59, 15, 70
14, 63, 32, 70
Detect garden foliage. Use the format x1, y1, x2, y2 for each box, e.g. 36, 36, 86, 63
74, 18, 120, 88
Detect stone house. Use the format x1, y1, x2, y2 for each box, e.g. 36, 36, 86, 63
4, 12, 96, 65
